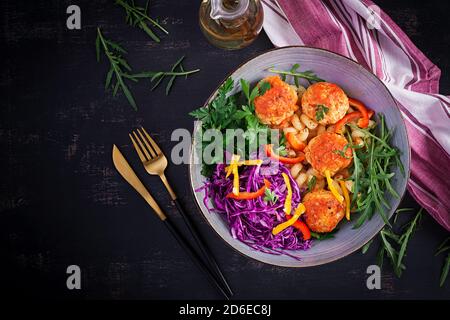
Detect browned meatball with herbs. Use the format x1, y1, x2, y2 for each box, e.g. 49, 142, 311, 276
303, 190, 345, 233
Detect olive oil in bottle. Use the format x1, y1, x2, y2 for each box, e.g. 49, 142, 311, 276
199, 0, 264, 50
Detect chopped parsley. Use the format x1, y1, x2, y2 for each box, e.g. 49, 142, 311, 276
263, 189, 278, 204
315, 104, 329, 121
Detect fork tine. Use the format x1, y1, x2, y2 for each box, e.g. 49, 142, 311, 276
141, 127, 162, 155
133, 131, 152, 160
129, 134, 147, 163
137, 128, 157, 158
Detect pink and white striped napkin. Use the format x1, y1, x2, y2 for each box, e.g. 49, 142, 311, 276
261, 0, 450, 231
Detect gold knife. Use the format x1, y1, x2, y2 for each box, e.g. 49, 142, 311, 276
112, 144, 166, 221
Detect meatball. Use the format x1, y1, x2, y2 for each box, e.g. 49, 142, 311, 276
305, 132, 352, 176
254, 76, 298, 127
303, 190, 345, 233
301, 82, 349, 125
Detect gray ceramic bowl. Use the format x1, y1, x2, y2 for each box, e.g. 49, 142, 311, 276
189, 46, 410, 267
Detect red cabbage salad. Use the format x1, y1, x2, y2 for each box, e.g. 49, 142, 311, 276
198, 157, 311, 260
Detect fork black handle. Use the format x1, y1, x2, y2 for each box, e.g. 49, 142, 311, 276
163, 217, 230, 300
173, 198, 233, 297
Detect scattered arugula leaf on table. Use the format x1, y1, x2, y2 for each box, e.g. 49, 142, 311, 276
130, 56, 200, 95
363, 208, 422, 278
436, 237, 450, 287
96, 28, 138, 110
115, 0, 168, 42
96, 29, 199, 109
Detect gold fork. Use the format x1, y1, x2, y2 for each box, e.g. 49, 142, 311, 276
129, 128, 176, 200
129, 127, 233, 297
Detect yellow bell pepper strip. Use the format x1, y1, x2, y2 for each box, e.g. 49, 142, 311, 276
265, 144, 305, 164
225, 159, 263, 174
241, 159, 263, 166
339, 180, 351, 220
224, 155, 241, 195
225, 154, 240, 178
225, 156, 263, 196
232, 164, 239, 195
272, 203, 306, 235
226, 179, 271, 200
324, 169, 344, 203
282, 173, 292, 214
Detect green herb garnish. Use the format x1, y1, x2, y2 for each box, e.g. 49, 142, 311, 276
310, 229, 338, 241
240, 79, 271, 107
275, 145, 288, 157
263, 189, 278, 204
268, 65, 324, 83
115, 0, 168, 42
333, 143, 361, 159
315, 104, 329, 121
190, 78, 283, 176
259, 81, 271, 96
96, 28, 138, 110
307, 176, 316, 193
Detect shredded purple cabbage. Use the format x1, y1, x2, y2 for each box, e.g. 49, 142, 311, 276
197, 158, 312, 260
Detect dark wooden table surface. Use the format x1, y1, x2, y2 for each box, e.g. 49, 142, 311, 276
1, 0, 449, 299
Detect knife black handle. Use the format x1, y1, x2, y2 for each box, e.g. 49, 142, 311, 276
173, 198, 233, 297
163, 217, 230, 300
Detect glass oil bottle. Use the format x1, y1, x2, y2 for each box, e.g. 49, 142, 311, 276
199, 0, 264, 50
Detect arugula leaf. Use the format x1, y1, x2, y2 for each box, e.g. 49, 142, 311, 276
290, 63, 300, 86
396, 208, 422, 268
263, 189, 278, 204
361, 239, 374, 254
440, 254, 450, 287
333, 149, 351, 159
436, 237, 450, 256
116, 0, 169, 42
373, 208, 422, 278
435, 237, 450, 287
268, 65, 324, 83
349, 114, 401, 228
96, 28, 137, 110
130, 56, 200, 95
315, 104, 329, 121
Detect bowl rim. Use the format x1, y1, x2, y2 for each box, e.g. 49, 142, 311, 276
188, 45, 411, 267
